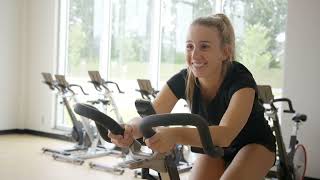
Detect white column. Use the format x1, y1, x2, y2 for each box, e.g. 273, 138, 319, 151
148, 0, 161, 88
99, 0, 112, 80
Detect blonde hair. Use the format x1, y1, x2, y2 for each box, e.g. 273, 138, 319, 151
186, 13, 236, 109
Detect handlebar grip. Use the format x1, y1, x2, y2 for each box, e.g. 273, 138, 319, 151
74, 103, 124, 136
140, 113, 224, 157
143, 129, 157, 139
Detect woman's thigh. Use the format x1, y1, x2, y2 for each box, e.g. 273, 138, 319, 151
189, 154, 225, 180
221, 143, 275, 180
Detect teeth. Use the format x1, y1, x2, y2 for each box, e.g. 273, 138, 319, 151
192, 62, 206, 68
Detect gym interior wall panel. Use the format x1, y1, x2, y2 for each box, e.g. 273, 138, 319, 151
17, 0, 28, 130
283, 0, 320, 178
0, 0, 22, 130
22, 0, 61, 134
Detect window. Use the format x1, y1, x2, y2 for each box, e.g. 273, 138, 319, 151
159, 0, 216, 85
223, 0, 287, 96
107, 0, 157, 120
56, 0, 109, 128
57, 0, 287, 128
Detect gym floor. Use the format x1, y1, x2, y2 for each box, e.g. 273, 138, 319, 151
0, 134, 190, 180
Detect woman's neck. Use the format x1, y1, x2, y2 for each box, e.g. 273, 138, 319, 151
198, 73, 222, 102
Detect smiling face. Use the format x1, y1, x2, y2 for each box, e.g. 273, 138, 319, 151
186, 24, 228, 79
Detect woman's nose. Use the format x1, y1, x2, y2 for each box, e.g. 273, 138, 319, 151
191, 48, 201, 59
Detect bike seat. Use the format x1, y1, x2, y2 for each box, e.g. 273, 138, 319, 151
292, 113, 307, 122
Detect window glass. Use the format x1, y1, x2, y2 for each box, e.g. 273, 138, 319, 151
159, 0, 216, 85
57, 0, 287, 128
223, 0, 287, 95
107, 0, 155, 121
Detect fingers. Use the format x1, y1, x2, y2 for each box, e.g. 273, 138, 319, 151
145, 137, 159, 147
145, 134, 162, 152
107, 123, 173, 153
107, 125, 134, 147
128, 118, 143, 138
124, 124, 133, 139
145, 132, 175, 153
107, 130, 122, 140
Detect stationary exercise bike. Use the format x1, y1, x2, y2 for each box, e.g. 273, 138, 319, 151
41, 72, 91, 156
73, 102, 224, 180
85, 71, 126, 174
258, 85, 307, 180
134, 99, 193, 179
41, 73, 115, 165
87, 71, 124, 123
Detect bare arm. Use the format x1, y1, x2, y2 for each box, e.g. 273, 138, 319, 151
168, 88, 255, 148
152, 84, 179, 114
127, 84, 179, 138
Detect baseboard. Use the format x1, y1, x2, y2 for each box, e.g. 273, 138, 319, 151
0, 129, 72, 141
0, 129, 25, 135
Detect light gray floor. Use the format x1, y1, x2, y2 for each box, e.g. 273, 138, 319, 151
0, 134, 190, 180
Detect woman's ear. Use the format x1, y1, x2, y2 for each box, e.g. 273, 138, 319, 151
222, 44, 231, 61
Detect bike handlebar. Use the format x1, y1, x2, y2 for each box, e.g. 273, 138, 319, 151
74, 103, 224, 157
270, 98, 295, 113
88, 81, 103, 91
69, 84, 89, 95
89, 80, 124, 94
139, 113, 224, 158
103, 81, 124, 93
74, 103, 124, 138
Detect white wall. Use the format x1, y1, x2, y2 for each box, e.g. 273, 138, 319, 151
283, 0, 320, 178
22, 0, 61, 134
0, 0, 60, 133
0, 0, 22, 130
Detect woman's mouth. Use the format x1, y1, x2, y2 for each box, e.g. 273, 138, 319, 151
192, 62, 207, 69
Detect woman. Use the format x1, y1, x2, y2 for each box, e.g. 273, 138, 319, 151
109, 13, 276, 180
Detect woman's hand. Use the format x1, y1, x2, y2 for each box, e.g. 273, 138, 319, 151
145, 127, 176, 153
107, 124, 134, 147
128, 116, 143, 139
107, 117, 143, 147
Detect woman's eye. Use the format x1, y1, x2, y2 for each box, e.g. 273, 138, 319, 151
200, 44, 209, 49
186, 44, 193, 50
